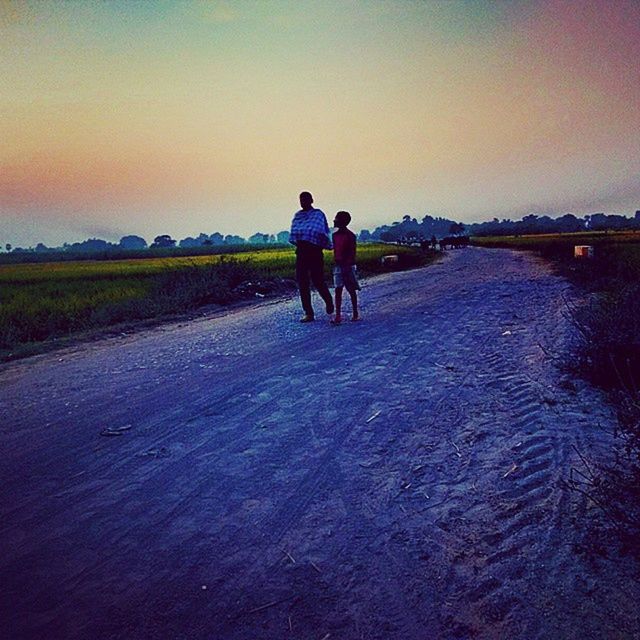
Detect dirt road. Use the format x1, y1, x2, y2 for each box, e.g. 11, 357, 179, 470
1, 248, 638, 639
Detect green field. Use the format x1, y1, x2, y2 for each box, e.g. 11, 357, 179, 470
0, 244, 436, 356
471, 229, 640, 252
472, 231, 640, 281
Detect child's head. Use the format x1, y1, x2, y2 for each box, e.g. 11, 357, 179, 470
334, 210, 351, 229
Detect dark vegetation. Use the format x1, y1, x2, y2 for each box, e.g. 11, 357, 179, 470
365, 210, 640, 244
471, 211, 640, 237
473, 233, 640, 552
0, 245, 436, 360
5, 210, 639, 263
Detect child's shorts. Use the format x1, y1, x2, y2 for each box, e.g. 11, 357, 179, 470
333, 265, 361, 292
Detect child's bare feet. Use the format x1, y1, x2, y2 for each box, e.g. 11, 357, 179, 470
351, 314, 360, 321
331, 315, 342, 325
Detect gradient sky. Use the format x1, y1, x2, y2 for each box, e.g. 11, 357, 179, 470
1, 0, 639, 246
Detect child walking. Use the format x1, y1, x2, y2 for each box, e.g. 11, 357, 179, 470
331, 210, 360, 324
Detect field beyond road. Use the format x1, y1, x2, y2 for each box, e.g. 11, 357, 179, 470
1, 247, 638, 639
0, 244, 434, 358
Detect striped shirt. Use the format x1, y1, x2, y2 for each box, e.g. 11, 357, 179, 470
289, 208, 332, 249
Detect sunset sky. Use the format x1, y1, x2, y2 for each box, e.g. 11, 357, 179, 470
1, 0, 639, 246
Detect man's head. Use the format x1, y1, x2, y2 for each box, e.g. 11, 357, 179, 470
334, 210, 351, 229
299, 191, 314, 210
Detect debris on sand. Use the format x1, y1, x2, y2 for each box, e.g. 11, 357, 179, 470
246, 596, 295, 615
310, 561, 322, 573
100, 424, 132, 437
247, 601, 279, 614
434, 362, 456, 371
137, 447, 170, 458
503, 463, 518, 478
365, 410, 381, 423
502, 330, 513, 336
450, 441, 462, 458
282, 549, 296, 564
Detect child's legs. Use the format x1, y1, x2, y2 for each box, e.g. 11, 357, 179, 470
334, 286, 343, 316
348, 289, 358, 318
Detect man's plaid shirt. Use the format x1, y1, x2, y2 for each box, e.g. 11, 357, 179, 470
289, 208, 332, 249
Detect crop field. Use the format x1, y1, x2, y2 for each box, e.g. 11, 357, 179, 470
472, 231, 640, 280
471, 229, 640, 253
473, 230, 640, 243
0, 244, 435, 355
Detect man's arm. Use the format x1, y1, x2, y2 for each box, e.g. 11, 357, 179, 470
289, 212, 299, 245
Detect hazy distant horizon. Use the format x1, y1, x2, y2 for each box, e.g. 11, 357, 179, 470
2, 0, 639, 247
4, 202, 640, 250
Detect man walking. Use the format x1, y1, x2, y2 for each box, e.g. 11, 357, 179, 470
289, 191, 335, 322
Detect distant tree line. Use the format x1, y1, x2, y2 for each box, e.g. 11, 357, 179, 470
469, 211, 640, 237
358, 214, 467, 243
358, 210, 640, 243
5, 230, 292, 254
4, 210, 639, 255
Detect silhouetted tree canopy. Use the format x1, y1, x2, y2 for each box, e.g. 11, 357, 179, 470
119, 235, 147, 249
151, 235, 176, 248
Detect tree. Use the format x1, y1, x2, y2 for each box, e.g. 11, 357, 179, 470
151, 234, 176, 248
119, 235, 147, 249
5, 243, 11, 252
555, 214, 583, 233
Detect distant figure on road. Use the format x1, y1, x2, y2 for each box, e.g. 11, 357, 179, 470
289, 191, 334, 322
331, 210, 360, 324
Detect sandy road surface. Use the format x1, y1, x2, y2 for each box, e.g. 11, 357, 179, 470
1, 248, 639, 639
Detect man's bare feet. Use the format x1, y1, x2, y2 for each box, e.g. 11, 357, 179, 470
330, 315, 342, 325
299, 315, 315, 323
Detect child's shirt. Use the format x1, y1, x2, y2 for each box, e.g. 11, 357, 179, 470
333, 229, 357, 266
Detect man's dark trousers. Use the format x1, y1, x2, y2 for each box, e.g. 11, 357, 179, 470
295, 241, 334, 318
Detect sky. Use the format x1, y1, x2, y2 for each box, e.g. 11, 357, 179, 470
1, 0, 639, 247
